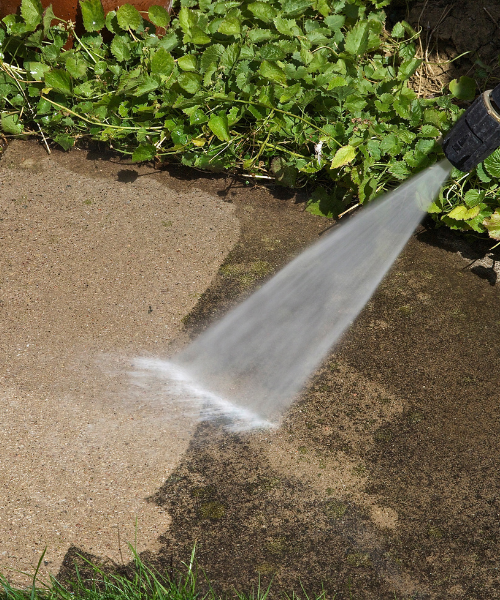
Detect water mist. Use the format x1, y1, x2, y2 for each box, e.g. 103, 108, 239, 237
134, 160, 451, 429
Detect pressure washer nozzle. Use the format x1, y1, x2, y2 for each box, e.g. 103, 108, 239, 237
442, 84, 500, 172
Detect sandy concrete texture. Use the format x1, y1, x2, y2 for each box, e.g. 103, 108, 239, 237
0, 141, 239, 583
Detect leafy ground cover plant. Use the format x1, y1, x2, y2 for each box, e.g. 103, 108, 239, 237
0, 0, 499, 238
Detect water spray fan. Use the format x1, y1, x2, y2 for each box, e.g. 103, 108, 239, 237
443, 84, 500, 171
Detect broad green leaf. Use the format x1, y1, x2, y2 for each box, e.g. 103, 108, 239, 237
476, 162, 492, 183
279, 82, 301, 103
1, 112, 23, 135
271, 156, 297, 186
178, 55, 198, 72
44, 69, 72, 95
423, 109, 447, 129
306, 186, 343, 218
282, 0, 312, 18
427, 201, 442, 214
248, 2, 277, 23
26, 61, 50, 80
189, 26, 211, 44
463, 189, 485, 208
133, 75, 159, 96
344, 21, 369, 56
398, 58, 422, 80
201, 44, 224, 72
327, 76, 348, 90
274, 16, 302, 37
178, 7, 196, 33
419, 124, 440, 138
449, 76, 476, 101
148, 5, 170, 28
448, 205, 480, 220
80, 0, 105, 32
218, 15, 241, 36
208, 113, 231, 141
21, 0, 43, 30
151, 48, 174, 76
392, 21, 405, 38
389, 161, 410, 180
324, 14, 345, 31
331, 145, 356, 169
54, 133, 75, 150
132, 143, 156, 162
66, 56, 88, 79
116, 4, 141, 31
259, 60, 287, 86
484, 147, 500, 177
42, 4, 55, 35
105, 10, 120, 33
110, 35, 131, 62
260, 44, 286, 61
178, 72, 201, 94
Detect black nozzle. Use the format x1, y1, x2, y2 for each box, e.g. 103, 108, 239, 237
442, 84, 500, 172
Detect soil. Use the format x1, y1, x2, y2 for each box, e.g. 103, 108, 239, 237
389, 0, 500, 97
3, 2, 500, 599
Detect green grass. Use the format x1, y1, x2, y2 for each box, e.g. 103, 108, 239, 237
0, 547, 335, 600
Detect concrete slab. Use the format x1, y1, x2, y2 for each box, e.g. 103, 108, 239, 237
0, 141, 239, 583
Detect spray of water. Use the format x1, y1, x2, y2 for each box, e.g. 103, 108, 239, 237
134, 160, 451, 428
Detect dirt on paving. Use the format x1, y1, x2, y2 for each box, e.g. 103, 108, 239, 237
4, 2, 500, 598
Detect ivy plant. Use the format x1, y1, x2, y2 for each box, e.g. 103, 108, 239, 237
0, 0, 499, 238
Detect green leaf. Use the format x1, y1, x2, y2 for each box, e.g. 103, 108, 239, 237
1, 112, 23, 135
449, 76, 476, 101
188, 26, 211, 44
148, 5, 170, 28
178, 72, 202, 94
476, 162, 492, 183
116, 4, 142, 31
274, 16, 302, 37
80, 0, 105, 32
259, 60, 287, 86
44, 69, 73, 95
110, 35, 131, 62
178, 55, 198, 72
306, 186, 343, 218
54, 133, 75, 150
132, 143, 157, 162
105, 10, 120, 33
392, 21, 405, 38
282, 0, 312, 18
331, 145, 356, 169
200, 44, 224, 73
26, 61, 50, 80
260, 44, 286, 61
398, 58, 422, 80
42, 4, 55, 35
448, 204, 481, 220
248, 2, 278, 23
208, 113, 231, 141
463, 189, 485, 208
271, 156, 297, 187
66, 56, 88, 79
151, 48, 174, 76
344, 21, 369, 56
483, 147, 500, 177
21, 0, 43, 30
389, 161, 410, 180
218, 15, 241, 36
419, 124, 440, 138
324, 14, 345, 31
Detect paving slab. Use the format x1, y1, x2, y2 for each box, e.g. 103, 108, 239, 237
0, 141, 239, 583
